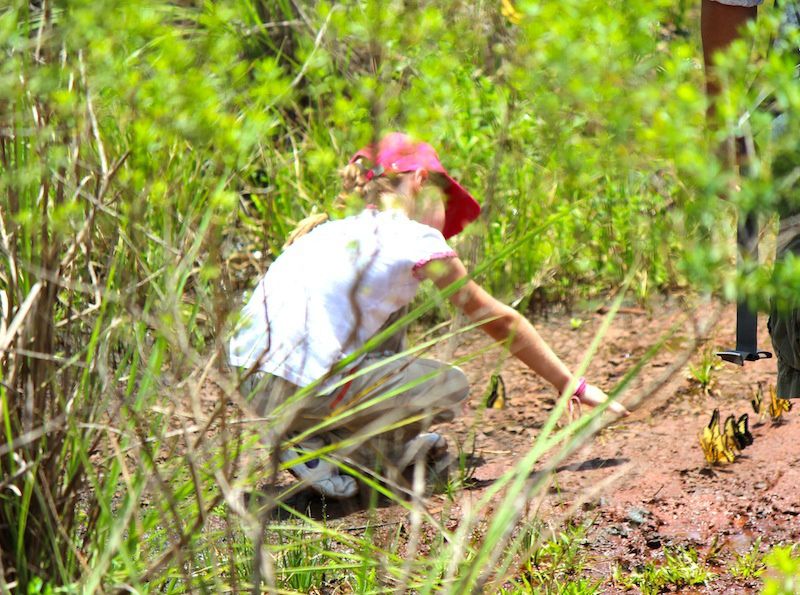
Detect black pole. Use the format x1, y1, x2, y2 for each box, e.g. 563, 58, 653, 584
717, 211, 772, 366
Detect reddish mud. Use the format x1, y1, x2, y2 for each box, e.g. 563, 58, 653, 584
438, 296, 799, 591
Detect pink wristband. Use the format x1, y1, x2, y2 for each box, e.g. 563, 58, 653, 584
573, 377, 587, 399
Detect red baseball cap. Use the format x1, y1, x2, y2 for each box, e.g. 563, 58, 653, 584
349, 132, 481, 239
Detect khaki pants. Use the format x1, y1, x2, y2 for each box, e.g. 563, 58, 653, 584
769, 224, 800, 399
239, 354, 470, 464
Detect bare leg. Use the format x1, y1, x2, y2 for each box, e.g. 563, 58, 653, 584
700, 0, 758, 99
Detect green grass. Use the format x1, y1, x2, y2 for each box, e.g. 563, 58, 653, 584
688, 345, 723, 395
762, 545, 800, 595
613, 548, 717, 594
728, 538, 767, 580
2, 0, 800, 592
505, 522, 602, 594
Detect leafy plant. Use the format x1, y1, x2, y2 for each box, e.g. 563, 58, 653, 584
506, 522, 601, 594
613, 548, 716, 594
688, 346, 723, 395
728, 537, 766, 580
762, 545, 800, 595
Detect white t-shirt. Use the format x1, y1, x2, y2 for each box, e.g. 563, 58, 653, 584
228, 209, 457, 387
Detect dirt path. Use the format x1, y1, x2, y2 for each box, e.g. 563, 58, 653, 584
233, 296, 799, 591
427, 295, 799, 590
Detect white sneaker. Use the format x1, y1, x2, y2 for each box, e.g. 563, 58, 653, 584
397, 432, 449, 469
279, 438, 358, 500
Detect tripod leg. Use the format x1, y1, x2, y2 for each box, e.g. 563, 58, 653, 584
717, 212, 772, 365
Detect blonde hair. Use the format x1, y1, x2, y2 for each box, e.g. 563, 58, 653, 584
339, 159, 447, 212
283, 212, 330, 248
283, 159, 443, 249
338, 159, 405, 205
283, 160, 395, 249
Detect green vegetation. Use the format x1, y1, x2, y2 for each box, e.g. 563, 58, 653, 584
1, 0, 799, 592
613, 547, 717, 594
688, 345, 723, 395
507, 522, 601, 594
728, 537, 766, 580
762, 545, 800, 595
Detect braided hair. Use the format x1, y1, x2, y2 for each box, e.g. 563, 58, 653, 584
283, 158, 413, 248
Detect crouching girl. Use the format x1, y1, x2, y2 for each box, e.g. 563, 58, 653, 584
229, 132, 628, 499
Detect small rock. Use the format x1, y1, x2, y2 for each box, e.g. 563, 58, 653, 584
646, 535, 662, 549
607, 525, 630, 537
582, 498, 603, 511
627, 507, 651, 525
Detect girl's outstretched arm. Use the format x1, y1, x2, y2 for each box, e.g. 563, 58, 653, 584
421, 257, 629, 416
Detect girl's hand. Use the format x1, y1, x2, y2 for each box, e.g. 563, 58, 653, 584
568, 383, 629, 418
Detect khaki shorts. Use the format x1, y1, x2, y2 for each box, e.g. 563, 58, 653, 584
238, 354, 470, 462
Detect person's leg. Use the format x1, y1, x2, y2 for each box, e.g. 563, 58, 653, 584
769, 232, 800, 399
240, 371, 298, 429
767, 50, 800, 398
316, 356, 467, 433
302, 354, 470, 467
237, 356, 469, 497
701, 0, 759, 97
239, 370, 358, 499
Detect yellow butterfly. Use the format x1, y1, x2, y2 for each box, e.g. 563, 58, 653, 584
768, 385, 793, 420
724, 413, 754, 452
699, 409, 736, 464
485, 373, 507, 409
750, 383, 764, 418
501, 0, 523, 24
752, 383, 793, 421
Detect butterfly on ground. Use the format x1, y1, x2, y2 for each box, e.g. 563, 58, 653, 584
699, 408, 736, 464
751, 383, 793, 421
724, 413, 754, 451
484, 373, 507, 409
